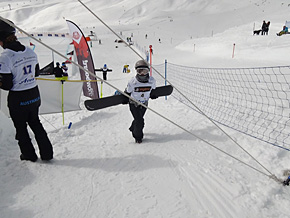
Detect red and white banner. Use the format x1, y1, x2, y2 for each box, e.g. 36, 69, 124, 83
66, 20, 99, 99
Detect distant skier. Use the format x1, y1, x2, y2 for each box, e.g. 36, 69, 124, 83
124, 60, 157, 143
123, 64, 129, 73
61, 62, 68, 77
95, 64, 112, 80
265, 21, 270, 35
146, 51, 149, 62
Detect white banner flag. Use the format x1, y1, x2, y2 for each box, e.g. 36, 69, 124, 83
0, 79, 82, 117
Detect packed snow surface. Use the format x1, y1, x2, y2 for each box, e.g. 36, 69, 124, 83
0, 0, 290, 217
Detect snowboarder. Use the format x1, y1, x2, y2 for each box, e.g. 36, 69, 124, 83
95, 64, 112, 80
124, 60, 157, 143
277, 25, 288, 36
0, 18, 53, 162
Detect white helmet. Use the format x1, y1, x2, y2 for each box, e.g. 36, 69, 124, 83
135, 59, 149, 70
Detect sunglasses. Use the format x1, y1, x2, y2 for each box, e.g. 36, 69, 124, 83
136, 68, 149, 75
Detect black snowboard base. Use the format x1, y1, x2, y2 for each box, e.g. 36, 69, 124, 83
85, 85, 173, 111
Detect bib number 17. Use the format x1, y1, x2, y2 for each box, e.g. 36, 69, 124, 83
23, 65, 32, 75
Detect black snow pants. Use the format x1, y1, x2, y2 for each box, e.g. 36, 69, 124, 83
8, 86, 53, 160
129, 103, 147, 141
103, 72, 107, 80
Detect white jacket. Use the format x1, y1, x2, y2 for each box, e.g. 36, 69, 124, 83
0, 47, 38, 91
126, 76, 156, 104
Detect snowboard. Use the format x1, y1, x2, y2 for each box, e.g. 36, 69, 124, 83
85, 85, 173, 111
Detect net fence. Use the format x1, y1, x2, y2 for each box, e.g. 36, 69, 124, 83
153, 62, 290, 151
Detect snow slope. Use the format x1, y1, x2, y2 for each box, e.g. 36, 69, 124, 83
1, 0, 290, 217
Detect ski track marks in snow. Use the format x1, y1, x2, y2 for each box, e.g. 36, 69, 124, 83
1, 0, 290, 217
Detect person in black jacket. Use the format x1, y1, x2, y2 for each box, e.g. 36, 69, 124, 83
265, 21, 270, 35
61, 62, 68, 77
95, 64, 112, 80
0, 18, 53, 162
261, 20, 267, 35
53, 62, 63, 78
